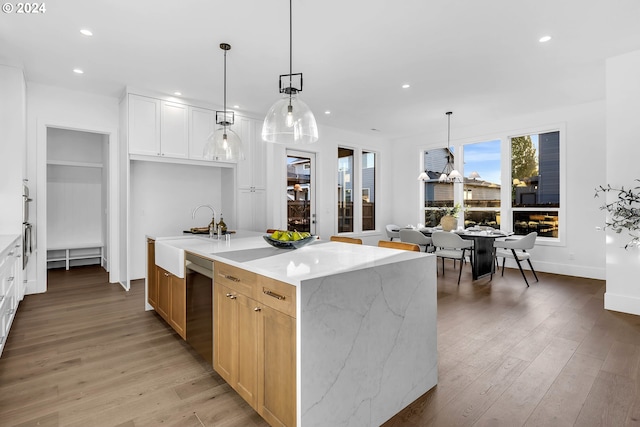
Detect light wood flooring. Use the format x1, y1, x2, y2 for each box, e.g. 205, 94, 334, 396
1, 263, 639, 426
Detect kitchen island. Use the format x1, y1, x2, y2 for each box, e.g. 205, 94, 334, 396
147, 233, 437, 426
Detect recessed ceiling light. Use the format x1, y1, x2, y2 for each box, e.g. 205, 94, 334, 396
539, 35, 552, 43
402, 84, 411, 89
324, 111, 331, 115
80, 29, 93, 36
73, 68, 84, 74
173, 91, 182, 96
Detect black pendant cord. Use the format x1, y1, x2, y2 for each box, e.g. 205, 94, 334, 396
223, 46, 227, 137
288, 0, 293, 107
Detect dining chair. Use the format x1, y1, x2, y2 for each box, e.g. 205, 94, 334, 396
399, 229, 433, 252
378, 240, 420, 252
385, 224, 401, 241
430, 231, 474, 285
493, 232, 538, 287
330, 236, 363, 244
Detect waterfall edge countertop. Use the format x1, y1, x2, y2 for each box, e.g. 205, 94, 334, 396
150, 231, 431, 286
148, 231, 438, 427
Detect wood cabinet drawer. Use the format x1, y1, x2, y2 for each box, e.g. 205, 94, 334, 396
257, 275, 296, 318
214, 261, 257, 299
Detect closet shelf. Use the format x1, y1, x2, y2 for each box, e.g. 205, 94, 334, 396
47, 160, 103, 168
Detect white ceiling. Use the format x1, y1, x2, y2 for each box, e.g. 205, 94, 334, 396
2, 0, 640, 139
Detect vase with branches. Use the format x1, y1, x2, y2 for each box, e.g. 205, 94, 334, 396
595, 180, 640, 249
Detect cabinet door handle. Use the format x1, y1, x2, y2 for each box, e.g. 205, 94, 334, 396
263, 289, 285, 300
220, 273, 240, 282
164, 272, 169, 277
254, 307, 261, 312
226, 293, 237, 300
7, 277, 14, 283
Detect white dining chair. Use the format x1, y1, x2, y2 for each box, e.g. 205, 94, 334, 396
493, 232, 538, 286
399, 229, 433, 252
385, 224, 401, 241
431, 231, 474, 285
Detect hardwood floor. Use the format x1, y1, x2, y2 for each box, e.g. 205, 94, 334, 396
1, 263, 639, 426
0, 266, 267, 427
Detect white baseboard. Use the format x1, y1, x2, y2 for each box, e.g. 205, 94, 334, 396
604, 292, 640, 316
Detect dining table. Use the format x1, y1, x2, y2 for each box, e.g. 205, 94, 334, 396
418, 227, 512, 280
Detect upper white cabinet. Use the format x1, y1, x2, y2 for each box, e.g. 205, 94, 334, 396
160, 101, 189, 159
235, 116, 266, 189
128, 94, 161, 156
189, 107, 215, 161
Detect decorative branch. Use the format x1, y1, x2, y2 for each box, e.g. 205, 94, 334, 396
595, 179, 640, 249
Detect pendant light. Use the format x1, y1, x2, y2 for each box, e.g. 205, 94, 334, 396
438, 111, 462, 183
262, 0, 318, 144
203, 43, 244, 161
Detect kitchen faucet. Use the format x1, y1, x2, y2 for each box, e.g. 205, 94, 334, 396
192, 204, 217, 237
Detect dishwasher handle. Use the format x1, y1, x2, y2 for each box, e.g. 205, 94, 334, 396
185, 260, 214, 279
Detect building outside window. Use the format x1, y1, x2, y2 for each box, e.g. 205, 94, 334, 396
510, 131, 560, 237
421, 148, 456, 226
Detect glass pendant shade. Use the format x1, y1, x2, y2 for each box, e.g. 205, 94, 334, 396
448, 169, 462, 181
203, 127, 244, 161
417, 171, 429, 180
262, 94, 318, 144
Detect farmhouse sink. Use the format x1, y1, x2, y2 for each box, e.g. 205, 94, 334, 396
155, 240, 187, 278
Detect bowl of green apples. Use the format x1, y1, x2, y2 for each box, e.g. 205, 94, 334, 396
263, 230, 316, 249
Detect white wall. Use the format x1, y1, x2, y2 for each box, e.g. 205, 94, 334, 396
391, 100, 607, 280
604, 50, 640, 315
0, 65, 25, 235
128, 161, 224, 280
26, 83, 120, 293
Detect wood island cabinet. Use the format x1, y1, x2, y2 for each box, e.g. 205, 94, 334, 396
213, 261, 296, 427
155, 266, 186, 339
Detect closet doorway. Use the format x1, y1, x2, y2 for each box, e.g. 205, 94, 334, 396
46, 128, 109, 273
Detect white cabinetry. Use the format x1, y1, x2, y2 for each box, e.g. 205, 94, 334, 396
189, 107, 216, 161
128, 94, 161, 156
128, 94, 189, 159
1, 236, 22, 357
160, 101, 189, 159
234, 116, 267, 232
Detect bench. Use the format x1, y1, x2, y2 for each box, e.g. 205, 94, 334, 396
47, 243, 104, 270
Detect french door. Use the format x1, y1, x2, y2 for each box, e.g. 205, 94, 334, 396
286, 150, 316, 235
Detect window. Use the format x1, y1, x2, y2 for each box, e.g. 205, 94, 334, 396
421, 148, 455, 226
338, 148, 353, 232
462, 139, 501, 228
362, 151, 376, 231
510, 130, 560, 237
338, 147, 377, 233
420, 128, 562, 240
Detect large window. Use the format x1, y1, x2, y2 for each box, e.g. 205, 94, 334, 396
510, 131, 560, 237
463, 139, 501, 228
338, 147, 377, 233
420, 128, 562, 240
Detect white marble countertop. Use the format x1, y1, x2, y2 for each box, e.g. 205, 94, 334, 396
150, 231, 430, 286
0, 234, 21, 256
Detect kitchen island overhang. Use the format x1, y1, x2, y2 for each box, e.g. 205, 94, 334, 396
149, 234, 438, 426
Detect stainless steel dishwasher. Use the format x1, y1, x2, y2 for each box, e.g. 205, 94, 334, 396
185, 252, 213, 366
